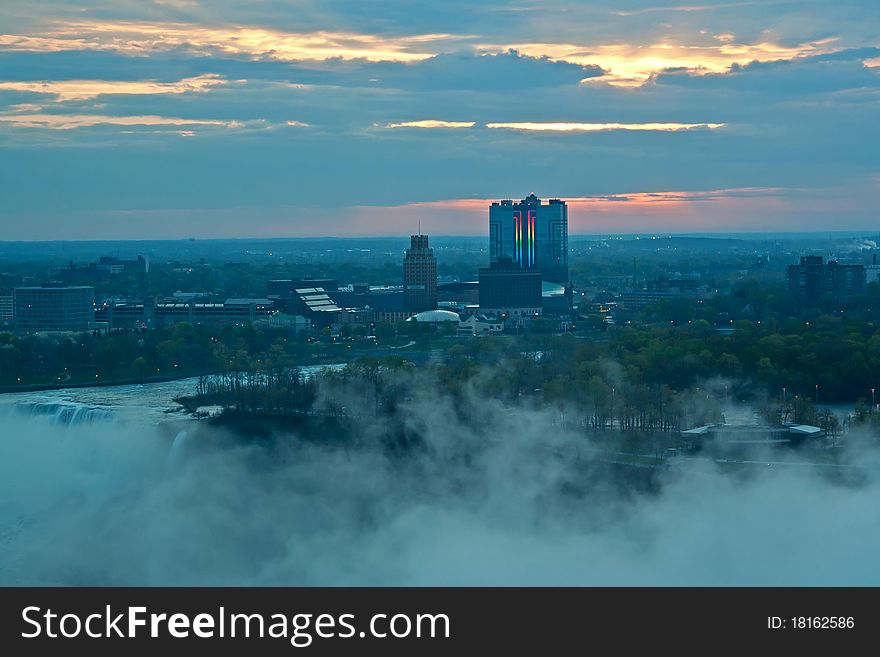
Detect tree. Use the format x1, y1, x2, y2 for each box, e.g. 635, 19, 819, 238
130, 356, 149, 381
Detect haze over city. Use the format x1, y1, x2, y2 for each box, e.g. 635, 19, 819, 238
1, 0, 878, 239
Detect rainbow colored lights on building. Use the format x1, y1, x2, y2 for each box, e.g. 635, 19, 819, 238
513, 210, 536, 267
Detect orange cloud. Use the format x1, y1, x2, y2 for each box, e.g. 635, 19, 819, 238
0, 74, 225, 102
0, 21, 459, 63
477, 37, 840, 87
0, 113, 248, 130
364, 188, 799, 234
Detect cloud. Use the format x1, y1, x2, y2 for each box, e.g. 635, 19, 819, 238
653, 49, 880, 94
614, 2, 759, 16
477, 37, 842, 86
0, 113, 250, 130
485, 121, 725, 132
0, 73, 226, 102
0, 2, 877, 235
0, 21, 467, 63
358, 51, 602, 91
154, 0, 199, 7
384, 120, 476, 129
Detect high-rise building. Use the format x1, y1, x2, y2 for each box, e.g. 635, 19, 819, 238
478, 255, 542, 317
13, 284, 95, 332
403, 234, 437, 313
489, 193, 568, 284
785, 256, 866, 309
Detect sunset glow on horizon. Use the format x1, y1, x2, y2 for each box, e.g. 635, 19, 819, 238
0, 1, 876, 238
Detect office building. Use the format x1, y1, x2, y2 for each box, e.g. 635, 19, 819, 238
97, 255, 149, 274
153, 298, 274, 327
13, 284, 95, 332
403, 234, 437, 313
489, 194, 568, 284
291, 288, 342, 327
478, 256, 542, 317
619, 290, 675, 310
866, 254, 880, 285
0, 290, 12, 322
785, 256, 866, 309
95, 300, 150, 329
331, 286, 403, 311
52, 255, 148, 282
267, 278, 339, 300
437, 281, 479, 306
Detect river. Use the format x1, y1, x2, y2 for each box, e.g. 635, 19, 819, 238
0, 364, 346, 427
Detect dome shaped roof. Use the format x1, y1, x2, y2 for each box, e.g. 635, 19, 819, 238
408, 309, 461, 323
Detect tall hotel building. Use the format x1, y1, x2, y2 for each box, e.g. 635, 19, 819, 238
489, 193, 569, 284
403, 234, 438, 313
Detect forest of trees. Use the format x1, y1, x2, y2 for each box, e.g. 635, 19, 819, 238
5, 302, 880, 414
173, 309, 880, 449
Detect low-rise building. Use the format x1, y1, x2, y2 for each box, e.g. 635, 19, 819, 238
153, 298, 274, 326
458, 314, 504, 336
291, 288, 342, 327
253, 312, 311, 333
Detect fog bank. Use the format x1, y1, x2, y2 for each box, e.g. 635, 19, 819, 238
1, 393, 878, 586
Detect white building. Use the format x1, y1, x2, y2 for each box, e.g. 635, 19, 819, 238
458, 314, 503, 336
253, 312, 311, 333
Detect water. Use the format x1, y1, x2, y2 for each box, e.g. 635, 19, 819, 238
0, 364, 346, 427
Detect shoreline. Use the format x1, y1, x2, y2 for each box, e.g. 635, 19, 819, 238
0, 369, 223, 395
0, 357, 350, 395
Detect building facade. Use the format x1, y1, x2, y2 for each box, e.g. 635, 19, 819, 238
153, 298, 274, 327
489, 194, 568, 284
478, 256, 542, 317
291, 287, 342, 327
785, 256, 866, 309
267, 278, 339, 300
13, 284, 95, 332
403, 234, 438, 313
0, 290, 12, 323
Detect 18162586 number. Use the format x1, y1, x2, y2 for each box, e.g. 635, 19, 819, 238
791, 617, 854, 629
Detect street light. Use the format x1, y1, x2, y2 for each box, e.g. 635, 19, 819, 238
815, 384, 819, 405
872, 388, 876, 412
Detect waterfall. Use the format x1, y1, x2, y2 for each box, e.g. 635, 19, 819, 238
3, 401, 115, 426
167, 430, 188, 468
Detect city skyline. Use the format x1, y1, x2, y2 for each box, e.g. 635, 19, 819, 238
0, 1, 878, 239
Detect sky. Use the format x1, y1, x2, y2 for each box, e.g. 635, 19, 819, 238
0, 0, 878, 239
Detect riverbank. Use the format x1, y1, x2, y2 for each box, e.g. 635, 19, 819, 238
0, 355, 351, 395
0, 369, 223, 395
